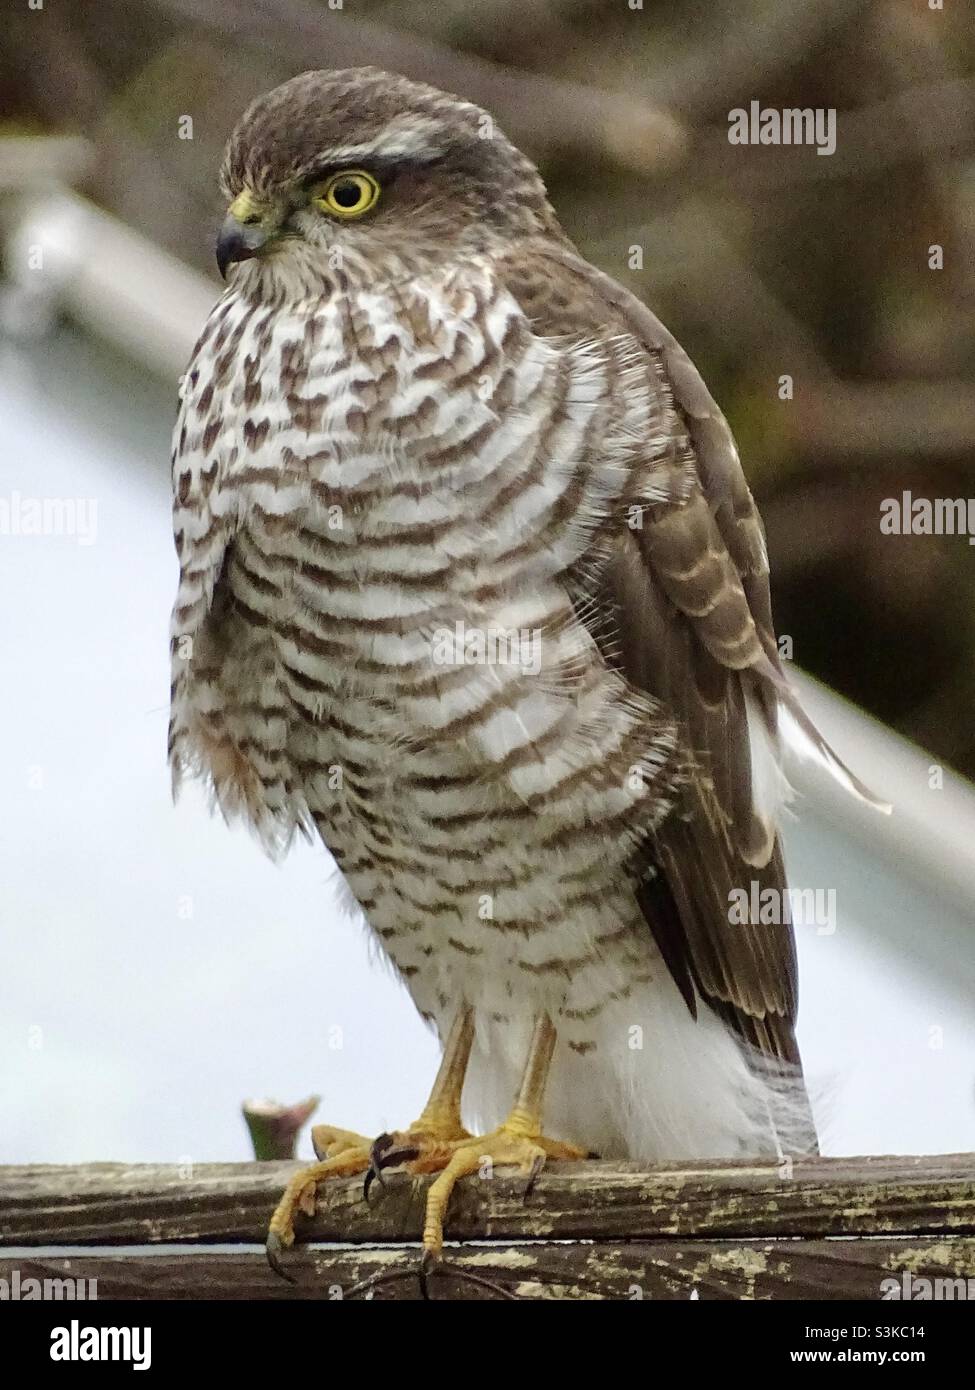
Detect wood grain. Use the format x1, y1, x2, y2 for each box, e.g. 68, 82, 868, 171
3, 1239, 974, 1301
2, 1154, 973, 1247
3, 1156, 973, 1299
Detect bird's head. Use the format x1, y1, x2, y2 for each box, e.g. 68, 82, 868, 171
216, 67, 560, 293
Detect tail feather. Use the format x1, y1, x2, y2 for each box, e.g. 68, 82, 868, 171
754, 657, 892, 814
777, 688, 892, 814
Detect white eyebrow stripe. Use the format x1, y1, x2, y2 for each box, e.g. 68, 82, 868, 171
315, 141, 438, 165
316, 116, 459, 166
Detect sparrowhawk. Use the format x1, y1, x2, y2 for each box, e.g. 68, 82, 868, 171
168, 67, 881, 1275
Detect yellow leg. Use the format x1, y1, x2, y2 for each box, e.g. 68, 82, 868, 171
376, 1004, 475, 1149
266, 1009, 586, 1281
420, 1014, 585, 1263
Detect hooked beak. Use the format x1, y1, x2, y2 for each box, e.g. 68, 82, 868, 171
216, 213, 269, 279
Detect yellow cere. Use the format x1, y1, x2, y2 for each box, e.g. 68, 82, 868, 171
227, 189, 268, 225
313, 170, 381, 219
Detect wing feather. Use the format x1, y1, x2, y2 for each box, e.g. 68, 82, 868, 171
495, 238, 843, 1083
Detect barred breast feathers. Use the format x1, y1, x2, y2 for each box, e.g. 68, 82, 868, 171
168, 255, 686, 862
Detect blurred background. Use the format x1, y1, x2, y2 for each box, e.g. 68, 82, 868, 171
1, 0, 973, 1166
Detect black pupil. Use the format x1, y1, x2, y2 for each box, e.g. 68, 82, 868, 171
333, 180, 363, 208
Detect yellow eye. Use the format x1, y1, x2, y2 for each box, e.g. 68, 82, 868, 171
312, 170, 381, 219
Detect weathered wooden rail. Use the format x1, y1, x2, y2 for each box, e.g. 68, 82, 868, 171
2, 1154, 973, 1299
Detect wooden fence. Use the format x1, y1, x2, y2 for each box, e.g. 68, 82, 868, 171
2, 1153, 973, 1299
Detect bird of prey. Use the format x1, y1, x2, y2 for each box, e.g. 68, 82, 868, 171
168, 68, 881, 1272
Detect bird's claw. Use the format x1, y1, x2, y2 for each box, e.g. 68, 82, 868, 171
418, 1244, 441, 1299
265, 1229, 297, 1284
363, 1131, 421, 1202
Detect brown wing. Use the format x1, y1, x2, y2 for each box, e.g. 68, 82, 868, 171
496, 237, 808, 1070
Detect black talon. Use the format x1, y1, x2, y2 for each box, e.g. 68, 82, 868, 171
370, 1131, 396, 1163
377, 1133, 422, 1167
524, 1153, 545, 1200
363, 1133, 421, 1202
418, 1247, 438, 1300
265, 1231, 297, 1285
363, 1159, 387, 1202
364, 1133, 394, 1202
388, 1142, 421, 1166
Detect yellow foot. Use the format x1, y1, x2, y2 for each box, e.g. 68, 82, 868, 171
419, 1122, 587, 1267
265, 1113, 586, 1284
264, 1116, 471, 1279
265, 1125, 371, 1278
